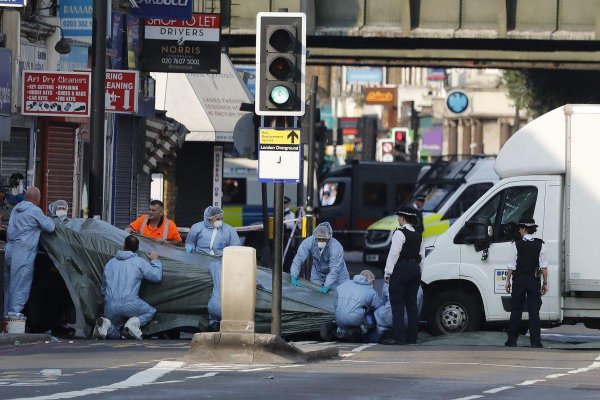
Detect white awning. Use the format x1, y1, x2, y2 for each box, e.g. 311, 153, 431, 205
152, 54, 253, 142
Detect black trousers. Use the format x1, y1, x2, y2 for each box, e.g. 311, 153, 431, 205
508, 275, 543, 345
389, 261, 421, 343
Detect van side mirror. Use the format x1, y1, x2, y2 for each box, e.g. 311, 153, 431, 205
463, 217, 493, 254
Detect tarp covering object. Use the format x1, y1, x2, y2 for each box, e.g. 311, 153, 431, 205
38, 218, 334, 338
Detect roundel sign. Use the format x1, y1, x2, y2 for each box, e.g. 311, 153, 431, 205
382, 142, 393, 153
446, 90, 469, 114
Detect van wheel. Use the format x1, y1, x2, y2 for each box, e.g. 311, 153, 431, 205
426, 291, 482, 336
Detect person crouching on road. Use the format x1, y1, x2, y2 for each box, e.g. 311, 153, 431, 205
320, 270, 382, 342
289, 222, 350, 293
504, 217, 548, 348
94, 235, 163, 340
185, 206, 240, 256
125, 200, 182, 246
381, 206, 424, 345
4, 187, 55, 319
373, 283, 424, 343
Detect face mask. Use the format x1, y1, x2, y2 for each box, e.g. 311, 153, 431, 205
56, 210, 68, 218
317, 241, 327, 250
213, 220, 223, 229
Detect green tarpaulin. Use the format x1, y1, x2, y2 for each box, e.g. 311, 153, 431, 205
37, 218, 334, 338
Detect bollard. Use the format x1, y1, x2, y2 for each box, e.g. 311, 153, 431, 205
220, 246, 257, 333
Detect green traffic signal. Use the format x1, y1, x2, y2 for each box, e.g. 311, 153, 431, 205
270, 85, 291, 105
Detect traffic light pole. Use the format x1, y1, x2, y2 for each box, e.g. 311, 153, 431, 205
89, 0, 107, 219
303, 76, 317, 279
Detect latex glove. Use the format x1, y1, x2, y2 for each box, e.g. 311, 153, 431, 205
319, 285, 331, 294
290, 276, 301, 287
185, 243, 194, 253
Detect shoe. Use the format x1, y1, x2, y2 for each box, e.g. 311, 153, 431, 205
531, 342, 544, 348
93, 317, 111, 340
504, 339, 517, 347
320, 322, 338, 342
123, 317, 143, 340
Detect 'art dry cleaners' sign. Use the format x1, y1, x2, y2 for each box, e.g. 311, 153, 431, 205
130, 0, 192, 20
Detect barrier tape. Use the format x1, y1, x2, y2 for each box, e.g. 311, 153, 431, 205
177, 218, 304, 234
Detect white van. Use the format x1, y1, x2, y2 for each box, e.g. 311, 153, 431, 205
422, 105, 600, 335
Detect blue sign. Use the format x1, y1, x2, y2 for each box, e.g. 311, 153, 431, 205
346, 67, 383, 84
0, 48, 11, 116
447, 90, 469, 114
59, 45, 88, 71
0, 0, 27, 7
108, 12, 127, 69
130, 0, 192, 20
235, 65, 256, 99
59, 0, 92, 39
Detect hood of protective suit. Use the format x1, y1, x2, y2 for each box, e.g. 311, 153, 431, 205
203, 206, 218, 228
116, 250, 138, 260
312, 222, 333, 239
13, 201, 35, 213
352, 274, 370, 286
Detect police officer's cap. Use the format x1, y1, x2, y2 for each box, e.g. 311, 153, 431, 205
283, 196, 291, 204
415, 194, 426, 202
518, 216, 538, 228
396, 206, 418, 217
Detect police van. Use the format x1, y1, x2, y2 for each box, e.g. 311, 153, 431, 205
363, 157, 499, 267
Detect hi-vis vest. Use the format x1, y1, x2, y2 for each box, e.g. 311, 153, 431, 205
140, 216, 170, 240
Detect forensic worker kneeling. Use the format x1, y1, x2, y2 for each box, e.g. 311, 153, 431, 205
93, 235, 163, 340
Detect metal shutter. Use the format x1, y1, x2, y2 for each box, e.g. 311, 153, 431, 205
112, 116, 137, 228
45, 124, 75, 216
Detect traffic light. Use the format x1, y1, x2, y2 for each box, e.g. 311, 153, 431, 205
393, 127, 409, 160
256, 12, 306, 116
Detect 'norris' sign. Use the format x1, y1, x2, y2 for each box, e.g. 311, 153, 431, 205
141, 13, 221, 74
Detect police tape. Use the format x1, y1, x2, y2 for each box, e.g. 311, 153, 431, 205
234, 218, 303, 232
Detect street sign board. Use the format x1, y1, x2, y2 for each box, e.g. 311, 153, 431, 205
22, 71, 91, 117
130, 0, 193, 20
105, 70, 139, 113
59, 0, 92, 40
142, 13, 221, 73
258, 128, 301, 182
0, 0, 27, 7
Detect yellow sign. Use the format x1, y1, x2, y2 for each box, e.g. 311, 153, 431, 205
259, 128, 301, 145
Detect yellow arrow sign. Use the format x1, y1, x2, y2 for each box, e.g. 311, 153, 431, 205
260, 128, 302, 145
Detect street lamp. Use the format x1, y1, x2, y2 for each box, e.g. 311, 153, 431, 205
54, 26, 71, 55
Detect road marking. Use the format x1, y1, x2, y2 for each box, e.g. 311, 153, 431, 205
482, 386, 512, 394
518, 379, 546, 386
352, 343, 376, 352
452, 396, 483, 400
5, 360, 184, 400
340, 354, 354, 358
342, 359, 570, 370
545, 373, 568, 379
187, 372, 219, 379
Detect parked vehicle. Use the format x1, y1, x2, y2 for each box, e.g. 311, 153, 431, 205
317, 160, 428, 250
422, 105, 600, 335
363, 156, 498, 267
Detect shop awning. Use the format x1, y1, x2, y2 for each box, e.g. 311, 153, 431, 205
144, 111, 189, 174
152, 53, 253, 143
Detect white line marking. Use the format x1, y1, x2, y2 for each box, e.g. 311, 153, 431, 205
545, 373, 568, 379
482, 386, 513, 394
340, 354, 354, 358
352, 343, 376, 352
239, 367, 273, 372
452, 395, 483, 400
187, 372, 219, 379
279, 365, 304, 368
518, 379, 546, 386
6, 360, 185, 400
341, 359, 569, 370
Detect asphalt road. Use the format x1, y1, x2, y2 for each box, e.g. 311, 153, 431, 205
1, 337, 599, 400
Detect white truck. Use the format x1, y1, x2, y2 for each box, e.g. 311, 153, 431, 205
423, 105, 600, 335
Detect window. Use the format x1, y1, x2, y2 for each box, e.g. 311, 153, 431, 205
320, 182, 344, 207
396, 184, 416, 208
421, 182, 461, 212
363, 182, 387, 207
443, 182, 494, 221
222, 178, 247, 205
465, 185, 538, 243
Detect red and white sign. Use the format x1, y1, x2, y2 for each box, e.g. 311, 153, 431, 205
144, 14, 220, 41
22, 71, 91, 117
105, 70, 139, 114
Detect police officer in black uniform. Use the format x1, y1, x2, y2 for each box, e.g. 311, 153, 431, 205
505, 216, 548, 348
381, 206, 424, 345
412, 194, 426, 233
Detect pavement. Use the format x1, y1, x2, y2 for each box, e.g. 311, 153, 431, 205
0, 333, 54, 346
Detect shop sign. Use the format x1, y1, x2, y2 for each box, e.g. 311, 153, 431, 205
22, 71, 91, 117
0, 0, 27, 7
364, 87, 396, 105
142, 13, 221, 74
130, 0, 192, 20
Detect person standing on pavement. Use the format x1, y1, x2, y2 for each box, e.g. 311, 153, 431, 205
381, 206, 424, 345
289, 222, 350, 293
185, 206, 240, 256
4, 187, 55, 318
504, 217, 548, 348
412, 194, 426, 233
125, 200, 182, 246
94, 235, 162, 340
